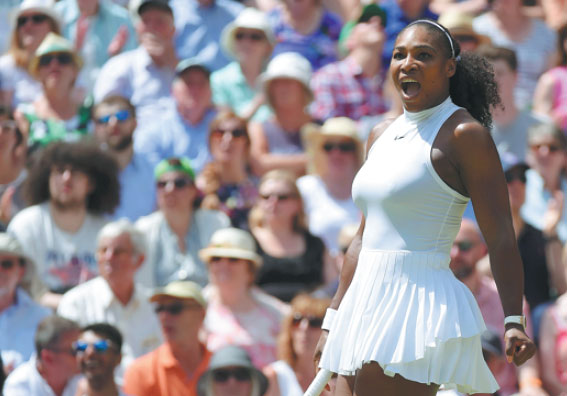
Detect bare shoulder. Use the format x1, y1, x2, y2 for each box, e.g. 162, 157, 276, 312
443, 110, 494, 159
366, 116, 398, 156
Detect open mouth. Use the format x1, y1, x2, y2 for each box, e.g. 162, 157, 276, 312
400, 79, 421, 98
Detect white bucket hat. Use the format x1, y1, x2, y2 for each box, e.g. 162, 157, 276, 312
12, 0, 62, 32
199, 227, 262, 268
221, 7, 275, 60
262, 52, 312, 100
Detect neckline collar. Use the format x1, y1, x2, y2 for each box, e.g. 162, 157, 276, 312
403, 96, 453, 123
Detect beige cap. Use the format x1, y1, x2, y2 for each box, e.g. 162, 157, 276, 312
198, 227, 262, 268
150, 280, 207, 308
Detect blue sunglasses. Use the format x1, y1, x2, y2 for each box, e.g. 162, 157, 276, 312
73, 339, 113, 354
96, 109, 131, 125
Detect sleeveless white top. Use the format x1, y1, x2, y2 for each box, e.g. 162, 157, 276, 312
319, 97, 499, 394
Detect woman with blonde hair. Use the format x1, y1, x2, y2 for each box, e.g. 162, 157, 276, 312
298, 117, 363, 256
0, 0, 61, 107
249, 169, 337, 302
197, 110, 258, 230
263, 294, 333, 396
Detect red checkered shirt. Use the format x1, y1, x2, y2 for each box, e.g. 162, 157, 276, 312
310, 56, 388, 121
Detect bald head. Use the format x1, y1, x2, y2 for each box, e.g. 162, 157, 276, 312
449, 219, 487, 281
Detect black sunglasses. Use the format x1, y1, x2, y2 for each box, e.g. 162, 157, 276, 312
322, 142, 356, 153
154, 302, 199, 315
292, 313, 324, 328
38, 53, 74, 67
235, 31, 265, 42
17, 14, 48, 28
157, 177, 191, 190
0, 259, 22, 270
209, 256, 241, 263
212, 367, 252, 383
212, 128, 247, 138
259, 193, 296, 201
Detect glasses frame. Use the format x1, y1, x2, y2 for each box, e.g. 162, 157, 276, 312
321, 141, 357, 153
212, 367, 252, 383
38, 52, 74, 68
17, 14, 49, 28
96, 109, 131, 125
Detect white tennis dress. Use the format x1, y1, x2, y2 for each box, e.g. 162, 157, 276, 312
319, 97, 499, 394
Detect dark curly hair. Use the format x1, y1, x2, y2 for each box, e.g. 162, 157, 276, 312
401, 20, 501, 129
24, 141, 120, 215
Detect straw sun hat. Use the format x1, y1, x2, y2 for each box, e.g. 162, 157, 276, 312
29, 32, 83, 76
198, 227, 262, 269
221, 7, 275, 60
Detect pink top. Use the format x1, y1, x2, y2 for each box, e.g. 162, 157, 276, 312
549, 66, 567, 132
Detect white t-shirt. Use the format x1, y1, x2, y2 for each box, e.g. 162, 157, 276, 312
8, 203, 108, 292
0, 54, 43, 108
297, 174, 361, 255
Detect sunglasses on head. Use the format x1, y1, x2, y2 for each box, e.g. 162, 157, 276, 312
259, 193, 295, 201
0, 259, 22, 270
96, 109, 131, 125
322, 142, 356, 153
38, 53, 74, 67
235, 31, 265, 42
453, 240, 475, 253
292, 313, 324, 328
17, 14, 48, 27
212, 128, 246, 138
157, 177, 191, 190
212, 367, 252, 383
154, 302, 199, 315
73, 339, 113, 354
504, 170, 526, 184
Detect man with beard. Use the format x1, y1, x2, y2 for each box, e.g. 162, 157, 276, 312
7, 141, 120, 308
94, 96, 156, 222
72, 323, 126, 396
450, 219, 545, 396
93, 0, 178, 126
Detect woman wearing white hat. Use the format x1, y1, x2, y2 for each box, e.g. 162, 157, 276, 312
200, 227, 288, 369
211, 8, 275, 123
0, 0, 61, 108
248, 52, 314, 177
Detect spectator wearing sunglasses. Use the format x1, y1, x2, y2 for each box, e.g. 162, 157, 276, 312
93, 95, 156, 222
0, 0, 61, 108
135, 157, 229, 287
449, 219, 543, 396
437, 10, 490, 54
0, 233, 50, 373
298, 117, 362, 257
72, 323, 125, 396
124, 281, 211, 396
249, 170, 336, 303
210, 8, 275, 123
18, 32, 92, 151
200, 227, 289, 368
4, 315, 81, 396
197, 345, 268, 396
263, 294, 334, 396
135, 58, 217, 176
197, 110, 259, 230
57, 219, 163, 380
0, 105, 28, 209
521, 123, 567, 244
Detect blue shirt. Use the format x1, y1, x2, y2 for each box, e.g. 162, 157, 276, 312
93, 47, 176, 126
0, 288, 50, 369
171, 0, 244, 72
134, 107, 217, 175
111, 151, 157, 222
380, 0, 438, 65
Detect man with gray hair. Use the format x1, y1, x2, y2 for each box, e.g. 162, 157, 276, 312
57, 219, 162, 378
4, 315, 81, 396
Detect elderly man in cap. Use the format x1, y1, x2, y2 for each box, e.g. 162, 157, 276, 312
197, 345, 268, 396
57, 219, 163, 378
0, 233, 50, 372
135, 58, 217, 174
123, 280, 211, 396
94, 0, 178, 125
311, 4, 391, 124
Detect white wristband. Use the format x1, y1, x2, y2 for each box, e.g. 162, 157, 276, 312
321, 308, 337, 331
504, 315, 526, 329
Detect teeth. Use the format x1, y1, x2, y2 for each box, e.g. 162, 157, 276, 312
401, 78, 418, 83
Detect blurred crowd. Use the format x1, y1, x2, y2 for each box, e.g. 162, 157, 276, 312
0, 0, 566, 395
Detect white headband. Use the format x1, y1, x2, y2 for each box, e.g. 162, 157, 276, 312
411, 19, 457, 60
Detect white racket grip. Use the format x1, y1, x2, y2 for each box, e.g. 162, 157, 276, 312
304, 369, 333, 396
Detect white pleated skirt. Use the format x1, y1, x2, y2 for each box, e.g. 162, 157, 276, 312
319, 249, 499, 394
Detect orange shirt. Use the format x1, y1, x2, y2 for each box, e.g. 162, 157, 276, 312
123, 343, 211, 396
